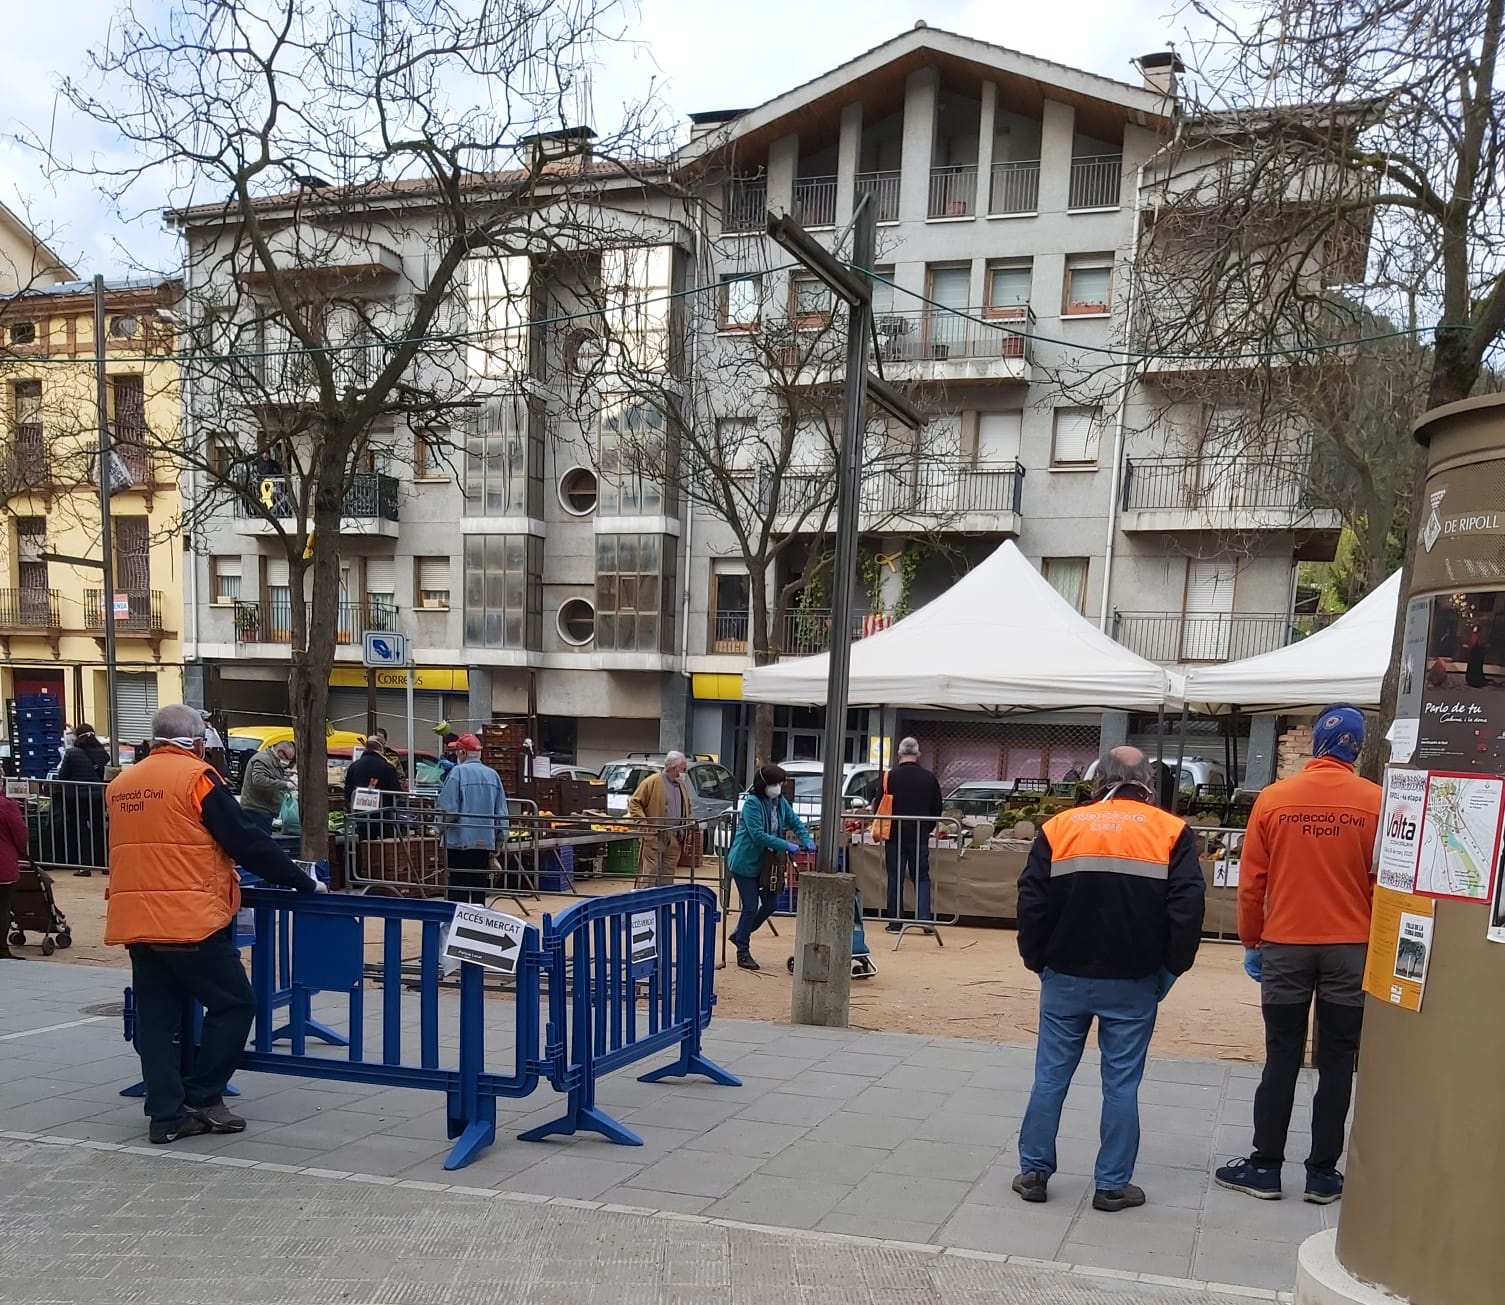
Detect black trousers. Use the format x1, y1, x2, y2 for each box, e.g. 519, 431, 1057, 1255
446, 848, 492, 904
128, 924, 254, 1132
0, 881, 14, 949
1251, 943, 1365, 1174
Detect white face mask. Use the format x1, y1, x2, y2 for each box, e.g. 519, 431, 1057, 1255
765, 784, 782, 799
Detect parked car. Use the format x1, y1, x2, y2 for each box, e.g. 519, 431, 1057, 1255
1081, 755, 1228, 793
596, 753, 741, 820
941, 781, 1018, 818
778, 760, 883, 821
548, 764, 600, 782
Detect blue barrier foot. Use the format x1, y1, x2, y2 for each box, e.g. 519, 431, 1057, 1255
443, 1118, 496, 1170
518, 1104, 643, 1147
269, 1018, 350, 1049
639, 1049, 741, 1089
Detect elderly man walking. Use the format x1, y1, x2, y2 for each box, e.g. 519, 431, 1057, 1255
1013, 746, 1206, 1212
630, 751, 697, 888
106, 705, 321, 1144
437, 734, 508, 904
1216, 706, 1380, 1206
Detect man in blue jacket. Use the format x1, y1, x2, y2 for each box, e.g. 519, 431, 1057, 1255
437, 734, 508, 903
725, 764, 814, 971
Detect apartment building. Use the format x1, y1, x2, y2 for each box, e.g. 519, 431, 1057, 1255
177, 24, 1341, 781
675, 27, 1341, 780
0, 276, 184, 746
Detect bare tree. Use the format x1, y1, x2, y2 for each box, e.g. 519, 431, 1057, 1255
46, 0, 668, 852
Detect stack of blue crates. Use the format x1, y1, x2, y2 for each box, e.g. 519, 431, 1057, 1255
14, 693, 64, 780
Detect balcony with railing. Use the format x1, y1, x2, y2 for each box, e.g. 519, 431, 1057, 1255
232, 598, 399, 647
1068, 154, 1123, 210
791, 175, 838, 229
872, 306, 1034, 385
989, 160, 1041, 215
1113, 610, 1309, 665
854, 170, 901, 222
779, 609, 867, 659
711, 609, 749, 654
769, 459, 1025, 533
84, 589, 166, 637
0, 588, 60, 632
232, 472, 401, 537
928, 166, 979, 218
723, 178, 767, 234
1119, 456, 1342, 537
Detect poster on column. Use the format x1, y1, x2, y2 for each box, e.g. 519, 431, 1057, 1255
1391, 597, 1431, 763
1363, 887, 1435, 1012
1415, 589, 1505, 770
1376, 767, 1426, 892
1413, 771, 1505, 903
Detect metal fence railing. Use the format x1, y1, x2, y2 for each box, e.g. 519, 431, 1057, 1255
928, 165, 979, 218
6, 778, 110, 873
1068, 154, 1122, 210
723, 178, 767, 233
0, 588, 60, 630
854, 169, 901, 221
83, 589, 165, 635
234, 598, 398, 644
792, 175, 838, 228
1112, 610, 1301, 663
875, 306, 1033, 365
232, 472, 400, 522
990, 160, 1041, 214
1122, 456, 1311, 512
774, 459, 1026, 525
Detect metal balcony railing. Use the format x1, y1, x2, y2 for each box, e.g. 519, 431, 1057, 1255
724, 178, 767, 234
775, 460, 1026, 519
928, 165, 979, 218
1068, 154, 1123, 210
854, 170, 901, 222
233, 598, 399, 645
1121, 456, 1310, 512
874, 306, 1034, 366
779, 609, 866, 658
711, 609, 750, 654
84, 589, 165, 635
233, 472, 400, 522
989, 160, 1041, 214
791, 175, 838, 228
1112, 610, 1301, 663
0, 588, 60, 630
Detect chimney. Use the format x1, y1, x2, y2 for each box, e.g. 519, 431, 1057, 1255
1135, 51, 1184, 101
520, 125, 596, 172
688, 109, 744, 144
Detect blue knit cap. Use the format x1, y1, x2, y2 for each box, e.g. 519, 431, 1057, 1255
1313, 705, 1366, 764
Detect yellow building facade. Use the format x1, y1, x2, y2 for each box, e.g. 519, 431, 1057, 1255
0, 278, 183, 757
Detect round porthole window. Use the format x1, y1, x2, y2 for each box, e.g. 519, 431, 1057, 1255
558, 466, 599, 515
110, 315, 140, 339
557, 598, 596, 646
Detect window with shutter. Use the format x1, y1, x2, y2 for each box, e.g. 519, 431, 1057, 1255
977, 412, 1022, 465
985, 262, 1032, 316
1064, 257, 1113, 315
114, 673, 159, 751
417, 557, 450, 608
1051, 408, 1101, 467
212, 556, 241, 603
1182, 559, 1236, 660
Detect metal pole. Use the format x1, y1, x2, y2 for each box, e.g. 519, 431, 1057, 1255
93, 275, 119, 755
1171, 704, 1190, 815
406, 658, 417, 795
815, 201, 876, 877
366, 667, 378, 736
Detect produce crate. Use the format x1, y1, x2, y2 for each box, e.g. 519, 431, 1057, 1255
604, 838, 640, 875
536, 846, 574, 893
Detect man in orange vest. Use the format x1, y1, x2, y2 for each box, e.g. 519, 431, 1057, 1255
1216, 705, 1380, 1206
106, 704, 323, 1144
1013, 746, 1206, 1212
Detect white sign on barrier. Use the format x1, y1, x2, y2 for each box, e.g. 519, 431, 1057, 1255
630, 911, 657, 966
442, 904, 528, 976
350, 786, 382, 813
4, 779, 31, 800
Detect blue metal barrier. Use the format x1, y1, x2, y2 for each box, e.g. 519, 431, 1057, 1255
239, 888, 544, 1170
519, 882, 740, 1147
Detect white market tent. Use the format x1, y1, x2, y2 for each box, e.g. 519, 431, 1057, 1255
740, 541, 1183, 711
1183, 571, 1402, 714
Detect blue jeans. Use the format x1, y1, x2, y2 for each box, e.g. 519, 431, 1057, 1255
883, 829, 932, 921
1018, 968, 1160, 1190
729, 873, 779, 948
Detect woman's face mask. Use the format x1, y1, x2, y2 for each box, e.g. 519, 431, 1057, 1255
765, 784, 782, 799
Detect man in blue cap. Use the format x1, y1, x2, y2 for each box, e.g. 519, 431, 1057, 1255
1216, 705, 1381, 1206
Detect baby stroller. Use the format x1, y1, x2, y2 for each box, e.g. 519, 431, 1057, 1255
8, 861, 72, 955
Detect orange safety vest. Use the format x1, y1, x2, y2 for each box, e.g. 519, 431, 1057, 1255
1042, 797, 1187, 881
104, 746, 239, 946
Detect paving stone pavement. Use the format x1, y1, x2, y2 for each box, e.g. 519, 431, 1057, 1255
0, 1140, 1293, 1304
0, 961, 1332, 1295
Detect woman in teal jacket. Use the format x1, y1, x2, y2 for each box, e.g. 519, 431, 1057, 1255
726, 764, 815, 970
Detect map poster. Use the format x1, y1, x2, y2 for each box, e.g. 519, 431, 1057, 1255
1377, 767, 1427, 893
1414, 771, 1505, 903
1363, 887, 1436, 1013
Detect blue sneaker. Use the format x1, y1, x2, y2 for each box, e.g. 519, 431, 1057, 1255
1304, 1169, 1343, 1205
1214, 1157, 1282, 1200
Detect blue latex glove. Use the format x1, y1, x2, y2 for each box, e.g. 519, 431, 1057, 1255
1156, 968, 1177, 1001
802, 840, 817, 852
784, 840, 801, 854
1243, 948, 1263, 983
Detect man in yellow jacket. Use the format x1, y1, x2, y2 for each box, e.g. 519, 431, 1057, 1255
106, 704, 322, 1144
629, 751, 697, 887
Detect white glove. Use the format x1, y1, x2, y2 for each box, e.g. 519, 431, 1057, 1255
312, 879, 328, 894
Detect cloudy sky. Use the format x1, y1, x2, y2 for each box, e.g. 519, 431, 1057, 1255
0, 0, 1203, 277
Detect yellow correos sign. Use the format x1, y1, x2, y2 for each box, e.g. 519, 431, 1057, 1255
328, 667, 469, 693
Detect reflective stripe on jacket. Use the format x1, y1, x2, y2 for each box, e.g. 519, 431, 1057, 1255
1017, 795, 1206, 980
104, 747, 239, 946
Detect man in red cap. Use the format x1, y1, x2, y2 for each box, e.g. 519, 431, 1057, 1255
436, 733, 508, 903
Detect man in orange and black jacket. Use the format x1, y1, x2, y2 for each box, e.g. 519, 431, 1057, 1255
106, 704, 322, 1145
1013, 746, 1205, 1214
1216, 705, 1380, 1207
